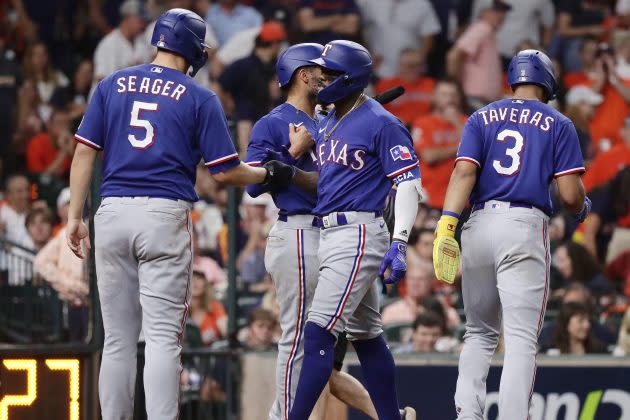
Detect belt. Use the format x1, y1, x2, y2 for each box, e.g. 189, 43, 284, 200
472, 201, 533, 212
313, 211, 382, 229
276, 213, 318, 227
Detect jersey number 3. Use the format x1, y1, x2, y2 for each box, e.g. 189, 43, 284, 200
493, 129, 524, 176
128, 101, 159, 149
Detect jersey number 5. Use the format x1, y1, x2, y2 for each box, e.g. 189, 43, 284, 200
128, 101, 159, 149
493, 129, 524, 176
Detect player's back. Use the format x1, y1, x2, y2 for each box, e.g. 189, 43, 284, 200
456, 98, 584, 215
76, 63, 236, 202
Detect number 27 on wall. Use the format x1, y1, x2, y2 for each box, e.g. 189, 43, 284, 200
0, 359, 80, 420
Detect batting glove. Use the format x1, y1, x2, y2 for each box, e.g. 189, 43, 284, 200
263, 147, 296, 166
433, 212, 461, 285
262, 160, 295, 192
379, 241, 407, 285
573, 196, 592, 224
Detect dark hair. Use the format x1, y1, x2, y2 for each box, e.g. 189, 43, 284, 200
419, 296, 448, 334
559, 241, 602, 285
580, 36, 599, 51
413, 311, 444, 331
247, 308, 276, 327
609, 167, 630, 219
25, 207, 53, 227
4, 173, 29, 192
551, 301, 600, 354
433, 76, 466, 112
408, 227, 434, 246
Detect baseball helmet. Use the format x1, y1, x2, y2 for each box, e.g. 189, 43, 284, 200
151, 8, 208, 77
276, 43, 324, 87
310, 40, 372, 104
508, 49, 558, 100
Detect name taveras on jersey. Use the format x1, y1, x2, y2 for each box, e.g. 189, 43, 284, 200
478, 107, 554, 132
318, 139, 366, 170
116, 75, 187, 101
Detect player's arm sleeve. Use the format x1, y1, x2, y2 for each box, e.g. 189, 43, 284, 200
553, 120, 585, 178
375, 121, 421, 182
244, 118, 275, 197
198, 95, 240, 174
75, 81, 106, 150
455, 115, 483, 168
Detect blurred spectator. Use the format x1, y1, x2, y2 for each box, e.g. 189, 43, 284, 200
34, 223, 87, 306
540, 283, 617, 348
607, 250, 630, 298
188, 270, 227, 346
584, 168, 630, 261
0, 39, 22, 176
382, 261, 434, 325
554, 0, 610, 72
216, 22, 285, 154
192, 232, 227, 289
88, 0, 126, 34
238, 225, 271, 290
93, 0, 147, 82
547, 301, 606, 354
394, 312, 444, 353
14, 78, 44, 156
49, 59, 94, 123
425, 0, 458, 77
240, 307, 277, 350
563, 36, 599, 89
25, 108, 73, 177
24, 207, 53, 251
205, 0, 263, 47
0, 173, 31, 244
193, 164, 225, 255
52, 187, 70, 237
552, 241, 612, 295
583, 117, 630, 192
408, 227, 434, 264
374, 49, 435, 127
612, 307, 630, 355
296, 0, 360, 45
493, 0, 554, 67
22, 41, 69, 109
447, 0, 510, 108
360, 0, 440, 79
564, 85, 602, 160
411, 77, 467, 209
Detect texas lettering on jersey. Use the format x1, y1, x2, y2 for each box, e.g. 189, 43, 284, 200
317, 139, 366, 171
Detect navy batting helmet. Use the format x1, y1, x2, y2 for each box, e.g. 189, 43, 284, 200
310, 40, 372, 104
276, 43, 324, 87
508, 49, 558, 100
151, 8, 208, 77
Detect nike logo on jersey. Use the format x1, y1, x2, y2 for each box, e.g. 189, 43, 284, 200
319, 127, 326, 134
294, 122, 304, 128
318, 139, 366, 170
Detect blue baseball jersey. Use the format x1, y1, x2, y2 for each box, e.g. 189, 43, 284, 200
314, 98, 420, 215
75, 64, 240, 201
457, 98, 585, 215
244, 103, 318, 215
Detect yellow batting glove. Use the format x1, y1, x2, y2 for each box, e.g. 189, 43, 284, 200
433, 213, 461, 284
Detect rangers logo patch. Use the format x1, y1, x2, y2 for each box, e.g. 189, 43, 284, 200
390, 145, 412, 161
157, 34, 166, 48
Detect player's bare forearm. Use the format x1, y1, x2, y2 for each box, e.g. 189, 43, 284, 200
68, 143, 98, 220
446, 48, 463, 80
442, 161, 478, 216
214, 163, 267, 186
292, 168, 319, 195
419, 35, 434, 60
583, 213, 600, 257
555, 174, 585, 213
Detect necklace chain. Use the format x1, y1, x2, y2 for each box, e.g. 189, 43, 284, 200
323, 94, 367, 142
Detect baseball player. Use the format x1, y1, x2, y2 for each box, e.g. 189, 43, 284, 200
433, 49, 591, 419
283, 40, 422, 420
244, 42, 380, 420
65, 9, 291, 420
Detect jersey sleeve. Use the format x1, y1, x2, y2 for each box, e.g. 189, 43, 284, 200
375, 122, 421, 184
75, 81, 105, 150
198, 95, 240, 174
455, 115, 482, 168
245, 118, 275, 166
553, 120, 585, 178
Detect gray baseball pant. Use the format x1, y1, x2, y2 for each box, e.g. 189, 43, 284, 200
455, 201, 550, 420
95, 197, 193, 420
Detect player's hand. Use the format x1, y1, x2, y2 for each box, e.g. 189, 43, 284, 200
288, 123, 314, 159
263, 147, 295, 166
66, 218, 90, 259
433, 214, 460, 284
378, 241, 407, 284
262, 160, 295, 192
573, 196, 592, 224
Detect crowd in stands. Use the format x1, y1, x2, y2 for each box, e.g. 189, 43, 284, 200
1, 0, 630, 361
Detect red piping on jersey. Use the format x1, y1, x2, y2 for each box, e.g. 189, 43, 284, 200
387, 162, 419, 179
205, 153, 239, 167
74, 134, 103, 150
455, 156, 481, 168
554, 167, 586, 178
